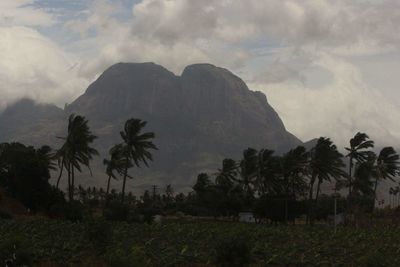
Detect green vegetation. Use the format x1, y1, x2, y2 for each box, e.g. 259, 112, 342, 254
1, 114, 400, 266
1, 219, 400, 266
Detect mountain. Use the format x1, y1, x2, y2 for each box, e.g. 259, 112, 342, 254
0, 62, 302, 192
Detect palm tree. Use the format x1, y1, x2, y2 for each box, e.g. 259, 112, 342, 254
103, 144, 131, 196
215, 158, 238, 193
389, 187, 394, 208
373, 147, 400, 201
239, 148, 258, 202
307, 137, 347, 224
56, 114, 98, 201
281, 146, 309, 197
119, 118, 157, 202
256, 149, 281, 196
352, 161, 375, 198
345, 132, 374, 195
36, 145, 57, 174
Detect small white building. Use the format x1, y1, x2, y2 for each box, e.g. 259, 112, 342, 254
238, 212, 255, 223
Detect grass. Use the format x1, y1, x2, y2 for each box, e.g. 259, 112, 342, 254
1, 218, 399, 266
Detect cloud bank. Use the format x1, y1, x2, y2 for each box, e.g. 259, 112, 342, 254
1, 0, 400, 147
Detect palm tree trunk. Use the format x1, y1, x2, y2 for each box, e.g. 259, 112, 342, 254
306, 175, 316, 225
121, 156, 129, 203
106, 175, 111, 195
56, 161, 64, 188
71, 165, 75, 201
373, 177, 379, 210
348, 157, 352, 196
315, 179, 322, 204
67, 163, 72, 201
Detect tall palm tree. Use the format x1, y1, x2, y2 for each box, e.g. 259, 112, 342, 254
103, 144, 131, 196
36, 145, 57, 175
373, 147, 400, 201
119, 118, 157, 202
345, 132, 374, 195
307, 137, 347, 224
352, 161, 375, 197
255, 149, 281, 196
239, 148, 258, 201
215, 158, 237, 192
281, 146, 309, 197
56, 114, 98, 201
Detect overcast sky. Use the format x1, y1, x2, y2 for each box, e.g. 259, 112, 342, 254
1, 0, 400, 147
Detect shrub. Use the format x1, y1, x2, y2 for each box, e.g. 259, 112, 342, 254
0, 235, 34, 266
103, 201, 130, 221
85, 218, 113, 251
105, 246, 148, 267
63, 200, 85, 222
359, 251, 391, 267
215, 234, 251, 267
0, 209, 13, 220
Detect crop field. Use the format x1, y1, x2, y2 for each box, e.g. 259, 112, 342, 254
1, 219, 400, 266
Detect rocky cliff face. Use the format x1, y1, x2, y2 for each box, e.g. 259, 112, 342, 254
0, 62, 302, 191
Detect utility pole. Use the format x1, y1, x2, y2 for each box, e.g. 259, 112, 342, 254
152, 185, 158, 201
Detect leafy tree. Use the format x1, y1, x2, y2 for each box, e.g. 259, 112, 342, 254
119, 118, 157, 202
56, 114, 98, 201
345, 132, 374, 195
0, 142, 61, 211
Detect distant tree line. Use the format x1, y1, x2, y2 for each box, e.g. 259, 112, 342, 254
1, 113, 399, 225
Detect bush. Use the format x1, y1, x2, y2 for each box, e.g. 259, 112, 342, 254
0, 235, 34, 266
64, 201, 85, 222
215, 234, 251, 267
359, 251, 391, 267
85, 218, 113, 251
103, 201, 130, 221
0, 209, 13, 220
105, 246, 148, 267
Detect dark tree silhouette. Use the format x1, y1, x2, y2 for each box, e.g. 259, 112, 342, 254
103, 144, 131, 196
373, 147, 400, 201
119, 118, 157, 202
345, 132, 374, 195
308, 137, 347, 224
56, 114, 98, 201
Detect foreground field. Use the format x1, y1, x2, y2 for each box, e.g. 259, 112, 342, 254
1, 219, 399, 266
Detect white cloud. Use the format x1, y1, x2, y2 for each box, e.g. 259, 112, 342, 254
2, 0, 400, 147
0, 26, 88, 109
251, 52, 400, 147
0, 0, 54, 26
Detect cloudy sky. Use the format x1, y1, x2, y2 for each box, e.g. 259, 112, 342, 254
1, 0, 400, 147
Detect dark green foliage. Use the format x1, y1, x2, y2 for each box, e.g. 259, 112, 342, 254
3, 220, 400, 266
359, 251, 392, 267
0, 142, 62, 211
0, 235, 33, 266
103, 201, 130, 221
85, 218, 113, 251
63, 200, 85, 222
215, 234, 251, 267
0, 209, 13, 220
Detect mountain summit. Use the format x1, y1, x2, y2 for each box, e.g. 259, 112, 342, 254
0, 62, 301, 190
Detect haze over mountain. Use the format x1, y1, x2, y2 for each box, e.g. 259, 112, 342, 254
0, 62, 301, 191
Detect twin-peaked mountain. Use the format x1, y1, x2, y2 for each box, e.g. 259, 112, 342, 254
0, 63, 301, 190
